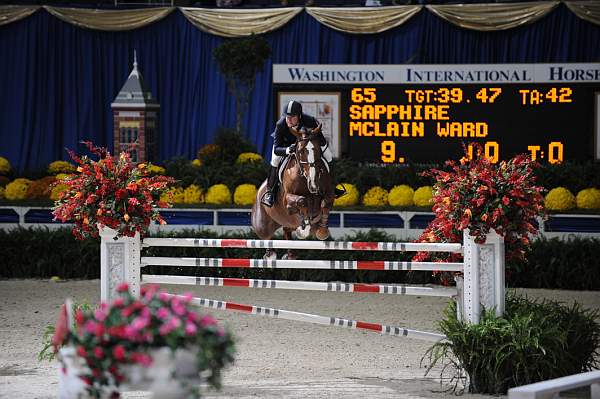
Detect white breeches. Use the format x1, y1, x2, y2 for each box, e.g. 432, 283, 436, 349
270, 145, 333, 167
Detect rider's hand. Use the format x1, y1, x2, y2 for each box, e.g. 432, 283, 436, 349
286, 145, 296, 155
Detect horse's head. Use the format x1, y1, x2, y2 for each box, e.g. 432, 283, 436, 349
290, 124, 324, 194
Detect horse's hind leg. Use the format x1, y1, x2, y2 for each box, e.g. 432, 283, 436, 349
251, 189, 280, 260
281, 228, 297, 260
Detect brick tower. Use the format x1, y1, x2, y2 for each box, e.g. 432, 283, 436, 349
111, 52, 159, 163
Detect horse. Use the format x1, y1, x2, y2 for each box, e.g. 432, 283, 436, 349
251, 124, 335, 259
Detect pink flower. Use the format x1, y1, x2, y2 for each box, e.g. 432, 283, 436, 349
77, 346, 87, 358
171, 297, 186, 316
94, 347, 104, 359
132, 316, 148, 330
182, 292, 193, 303
184, 321, 197, 336
200, 315, 217, 328
158, 292, 170, 302
84, 320, 97, 335
94, 308, 108, 322
112, 345, 126, 361
112, 298, 125, 307
116, 283, 129, 293
156, 307, 170, 320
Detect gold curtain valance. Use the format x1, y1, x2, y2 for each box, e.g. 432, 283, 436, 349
43, 6, 174, 31
564, 0, 600, 26
0, 5, 40, 26
180, 7, 302, 38
305, 5, 422, 34
427, 1, 559, 31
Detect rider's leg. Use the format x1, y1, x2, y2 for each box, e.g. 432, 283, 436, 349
262, 148, 281, 207
321, 145, 345, 198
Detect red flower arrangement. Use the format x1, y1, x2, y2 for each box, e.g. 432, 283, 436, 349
53, 283, 235, 398
414, 143, 546, 264
52, 142, 175, 240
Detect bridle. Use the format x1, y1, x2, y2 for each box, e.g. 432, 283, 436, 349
294, 133, 324, 195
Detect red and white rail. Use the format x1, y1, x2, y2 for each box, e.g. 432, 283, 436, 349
140, 257, 463, 272
142, 237, 463, 253
143, 275, 458, 297
165, 293, 446, 343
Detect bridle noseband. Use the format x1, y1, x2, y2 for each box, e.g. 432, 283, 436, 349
294, 134, 323, 195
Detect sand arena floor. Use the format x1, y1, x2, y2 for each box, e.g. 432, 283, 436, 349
1, 279, 598, 399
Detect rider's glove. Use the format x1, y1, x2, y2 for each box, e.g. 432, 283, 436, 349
286, 144, 296, 155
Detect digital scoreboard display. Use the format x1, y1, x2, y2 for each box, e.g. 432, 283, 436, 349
274, 63, 600, 164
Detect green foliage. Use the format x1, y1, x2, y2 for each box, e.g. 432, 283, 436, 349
534, 161, 600, 193
424, 295, 600, 394
213, 128, 258, 164
213, 36, 271, 133
507, 236, 600, 290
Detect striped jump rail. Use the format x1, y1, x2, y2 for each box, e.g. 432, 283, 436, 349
165, 293, 447, 343
142, 238, 463, 253
140, 257, 464, 272
142, 275, 459, 297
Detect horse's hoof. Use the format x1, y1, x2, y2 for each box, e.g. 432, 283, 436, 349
316, 227, 330, 241
282, 252, 296, 260
295, 225, 310, 240
263, 250, 277, 260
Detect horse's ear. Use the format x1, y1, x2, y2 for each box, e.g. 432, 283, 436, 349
289, 125, 302, 139
313, 123, 322, 134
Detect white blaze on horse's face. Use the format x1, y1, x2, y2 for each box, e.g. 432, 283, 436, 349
306, 141, 318, 193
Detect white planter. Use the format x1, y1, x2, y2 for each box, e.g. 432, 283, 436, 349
58, 346, 200, 399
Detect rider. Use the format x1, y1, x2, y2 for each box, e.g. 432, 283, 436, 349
261, 100, 334, 207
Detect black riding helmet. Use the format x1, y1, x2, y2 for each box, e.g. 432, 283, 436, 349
284, 100, 302, 117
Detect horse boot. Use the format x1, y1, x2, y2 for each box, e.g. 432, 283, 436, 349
261, 166, 279, 207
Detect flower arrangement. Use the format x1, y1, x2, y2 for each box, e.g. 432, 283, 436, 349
576, 188, 600, 209
205, 184, 232, 205
53, 283, 235, 398
191, 158, 202, 168
233, 184, 257, 205
236, 152, 263, 164
48, 160, 76, 174
545, 187, 576, 211
0, 156, 11, 175
388, 185, 414, 207
413, 186, 433, 207
51, 182, 70, 201
52, 142, 175, 239
362, 186, 389, 207
4, 178, 31, 200
184, 184, 204, 204
333, 183, 359, 206
414, 143, 546, 263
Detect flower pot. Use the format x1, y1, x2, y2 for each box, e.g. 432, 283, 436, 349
58, 346, 200, 399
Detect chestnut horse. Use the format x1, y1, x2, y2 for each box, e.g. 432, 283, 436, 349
251, 124, 334, 259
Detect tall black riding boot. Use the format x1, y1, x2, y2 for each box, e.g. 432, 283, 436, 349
261, 166, 279, 207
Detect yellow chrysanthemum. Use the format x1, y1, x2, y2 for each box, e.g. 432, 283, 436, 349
148, 165, 166, 175
576, 188, 600, 210
205, 184, 232, 205
191, 159, 202, 168
362, 186, 389, 207
183, 184, 204, 204
50, 183, 69, 201
413, 186, 434, 207
48, 160, 76, 174
236, 152, 263, 164
160, 187, 185, 204
233, 184, 257, 206
5, 178, 32, 200
388, 185, 414, 207
333, 183, 359, 207
545, 187, 576, 211
0, 157, 11, 175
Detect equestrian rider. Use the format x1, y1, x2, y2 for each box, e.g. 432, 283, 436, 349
262, 100, 334, 207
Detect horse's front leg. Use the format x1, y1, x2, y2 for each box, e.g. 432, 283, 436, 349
315, 196, 334, 241
285, 193, 310, 239
282, 227, 297, 259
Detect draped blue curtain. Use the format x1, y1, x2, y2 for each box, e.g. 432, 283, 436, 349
0, 5, 598, 172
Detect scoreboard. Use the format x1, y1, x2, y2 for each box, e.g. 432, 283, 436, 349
273, 63, 600, 164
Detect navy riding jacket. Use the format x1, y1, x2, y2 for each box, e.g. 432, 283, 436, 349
271, 113, 327, 156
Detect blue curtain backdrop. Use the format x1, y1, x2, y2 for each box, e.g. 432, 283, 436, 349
0, 5, 599, 172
